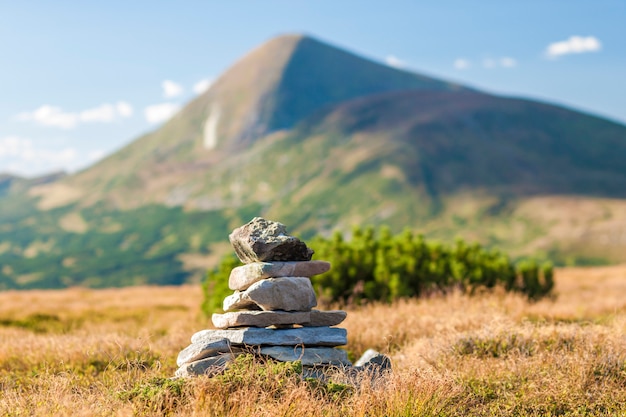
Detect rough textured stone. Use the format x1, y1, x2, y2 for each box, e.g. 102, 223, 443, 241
176, 338, 233, 367
304, 310, 347, 327
223, 277, 317, 312
222, 291, 256, 311
212, 309, 346, 328
303, 363, 391, 386
175, 353, 237, 378
354, 348, 392, 371
260, 346, 351, 366
212, 310, 311, 329
229, 261, 331, 290
191, 326, 347, 347
229, 217, 314, 263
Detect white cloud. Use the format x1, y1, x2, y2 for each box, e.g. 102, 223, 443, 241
16, 105, 78, 129
80, 104, 117, 123
545, 36, 601, 58
193, 78, 212, 95
0, 136, 33, 158
17, 101, 134, 129
500, 57, 517, 68
162, 80, 183, 98
453, 56, 517, 70
0, 135, 80, 175
116, 101, 134, 118
385, 55, 406, 69
80, 102, 133, 122
144, 102, 181, 124
453, 58, 471, 70
87, 149, 106, 162
475, 57, 518, 69
51, 148, 79, 164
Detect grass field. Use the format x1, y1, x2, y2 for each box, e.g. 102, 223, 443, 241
1, 265, 626, 416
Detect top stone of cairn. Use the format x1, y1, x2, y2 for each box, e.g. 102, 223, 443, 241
229, 217, 314, 263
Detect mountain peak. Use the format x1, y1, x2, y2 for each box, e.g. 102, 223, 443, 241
56, 34, 471, 208
197, 33, 464, 149
263, 32, 309, 45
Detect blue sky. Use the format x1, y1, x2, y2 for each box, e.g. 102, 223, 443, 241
1, 1, 624, 177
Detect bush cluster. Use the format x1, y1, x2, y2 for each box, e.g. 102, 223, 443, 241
202, 226, 553, 316
309, 226, 553, 304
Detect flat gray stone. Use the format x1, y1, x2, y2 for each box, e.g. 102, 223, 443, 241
304, 310, 347, 327
229, 261, 331, 290
223, 277, 317, 312
303, 364, 390, 386
191, 326, 347, 347
212, 310, 311, 329
260, 346, 351, 367
176, 338, 233, 367
175, 353, 237, 378
222, 291, 256, 311
354, 349, 392, 371
229, 217, 314, 263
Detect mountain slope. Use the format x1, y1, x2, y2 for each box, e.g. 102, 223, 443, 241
36, 34, 464, 210
1, 34, 626, 290
263, 35, 466, 133
296, 89, 626, 197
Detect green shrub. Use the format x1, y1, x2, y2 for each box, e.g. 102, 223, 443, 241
201, 226, 554, 316
307, 226, 553, 305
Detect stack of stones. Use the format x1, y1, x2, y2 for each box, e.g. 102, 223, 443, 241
176, 217, 373, 378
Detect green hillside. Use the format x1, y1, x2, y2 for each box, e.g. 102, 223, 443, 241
1, 34, 626, 290
297, 90, 626, 197
50, 34, 465, 212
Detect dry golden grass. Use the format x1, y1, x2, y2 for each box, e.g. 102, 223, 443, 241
1, 265, 626, 416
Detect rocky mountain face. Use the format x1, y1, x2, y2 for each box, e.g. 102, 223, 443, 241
1, 34, 626, 290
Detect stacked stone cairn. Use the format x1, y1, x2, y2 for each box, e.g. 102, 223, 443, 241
175, 217, 390, 379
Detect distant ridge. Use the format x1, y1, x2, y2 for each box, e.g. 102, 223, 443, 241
298, 89, 626, 198
0, 170, 66, 197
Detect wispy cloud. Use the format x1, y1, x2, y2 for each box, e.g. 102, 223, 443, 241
385, 55, 407, 69
16, 102, 133, 129
499, 57, 517, 68
162, 80, 183, 98
454, 56, 517, 70
0, 135, 79, 175
453, 58, 471, 70
483, 57, 518, 69
193, 78, 212, 95
16, 106, 78, 129
545, 36, 601, 58
80, 103, 124, 122
87, 149, 106, 163
116, 101, 134, 118
0, 136, 33, 158
144, 103, 181, 124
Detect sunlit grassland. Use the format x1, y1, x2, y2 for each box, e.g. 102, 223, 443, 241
1, 265, 626, 416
